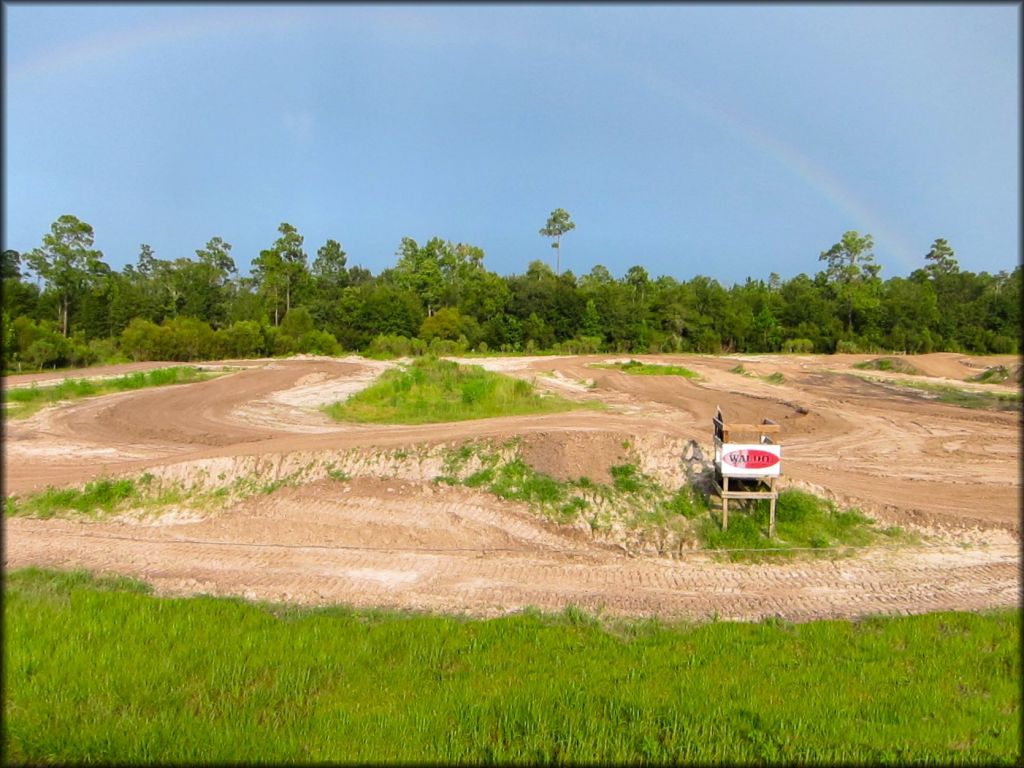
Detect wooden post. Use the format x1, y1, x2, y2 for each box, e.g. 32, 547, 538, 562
769, 479, 777, 538
722, 476, 729, 531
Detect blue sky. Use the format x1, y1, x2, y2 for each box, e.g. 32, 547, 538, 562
3, 3, 1019, 284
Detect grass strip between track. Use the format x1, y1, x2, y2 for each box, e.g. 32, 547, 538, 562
2, 366, 222, 419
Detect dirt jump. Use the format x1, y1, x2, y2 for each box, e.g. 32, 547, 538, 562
3, 352, 1020, 621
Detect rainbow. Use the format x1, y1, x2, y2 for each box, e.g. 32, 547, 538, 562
617, 53, 918, 273
7, 7, 308, 83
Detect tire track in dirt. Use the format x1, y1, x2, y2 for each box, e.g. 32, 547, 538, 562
5, 513, 1016, 621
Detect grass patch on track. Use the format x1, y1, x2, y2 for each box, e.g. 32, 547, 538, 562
593, 359, 699, 379
322, 356, 590, 424
699, 489, 914, 562
4, 567, 1018, 765
3, 472, 199, 521
2, 460, 331, 522
887, 379, 1021, 411
853, 357, 921, 375
3, 366, 220, 419
967, 365, 1017, 384
728, 364, 784, 384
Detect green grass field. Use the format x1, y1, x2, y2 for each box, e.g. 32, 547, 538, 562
4, 568, 1018, 764
323, 356, 589, 424
3, 366, 219, 419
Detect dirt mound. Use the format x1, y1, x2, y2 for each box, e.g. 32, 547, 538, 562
520, 430, 631, 484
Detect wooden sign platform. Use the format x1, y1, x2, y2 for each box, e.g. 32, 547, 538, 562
712, 407, 781, 536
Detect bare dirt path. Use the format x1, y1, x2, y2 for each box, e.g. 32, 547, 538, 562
4, 478, 1016, 621
3, 352, 1020, 621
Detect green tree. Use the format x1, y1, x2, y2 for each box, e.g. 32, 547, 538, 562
309, 238, 349, 331
923, 238, 959, 279
1, 249, 40, 320
2, 249, 21, 280
253, 223, 308, 325
2, 310, 14, 368
195, 236, 236, 276
393, 237, 444, 316
216, 320, 265, 358
252, 249, 285, 326
312, 239, 348, 286
818, 231, 881, 334
581, 298, 601, 338
274, 223, 308, 316
539, 208, 576, 276
281, 306, 315, 339
26, 215, 106, 336
752, 307, 782, 352
419, 307, 463, 343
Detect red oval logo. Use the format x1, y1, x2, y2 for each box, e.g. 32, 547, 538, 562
723, 449, 780, 469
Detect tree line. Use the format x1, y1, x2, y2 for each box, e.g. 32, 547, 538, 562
1, 213, 1019, 371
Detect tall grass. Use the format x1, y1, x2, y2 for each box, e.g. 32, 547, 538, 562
323, 356, 590, 424
699, 489, 912, 562
4, 477, 140, 519
3, 366, 217, 419
4, 568, 1018, 764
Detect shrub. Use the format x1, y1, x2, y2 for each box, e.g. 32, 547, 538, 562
302, 330, 342, 356
782, 338, 814, 354
217, 321, 265, 358
365, 334, 421, 359
87, 337, 125, 364
280, 307, 315, 340
163, 317, 215, 361
120, 318, 171, 361
554, 336, 602, 354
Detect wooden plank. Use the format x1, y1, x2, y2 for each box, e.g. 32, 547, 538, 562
721, 491, 779, 500
720, 423, 782, 433
720, 421, 782, 434
722, 476, 729, 531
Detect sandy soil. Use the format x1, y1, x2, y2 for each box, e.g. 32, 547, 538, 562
3, 352, 1020, 621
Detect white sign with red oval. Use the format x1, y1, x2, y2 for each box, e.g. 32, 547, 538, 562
720, 443, 781, 477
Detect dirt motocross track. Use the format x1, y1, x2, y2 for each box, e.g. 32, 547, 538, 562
3, 352, 1020, 621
